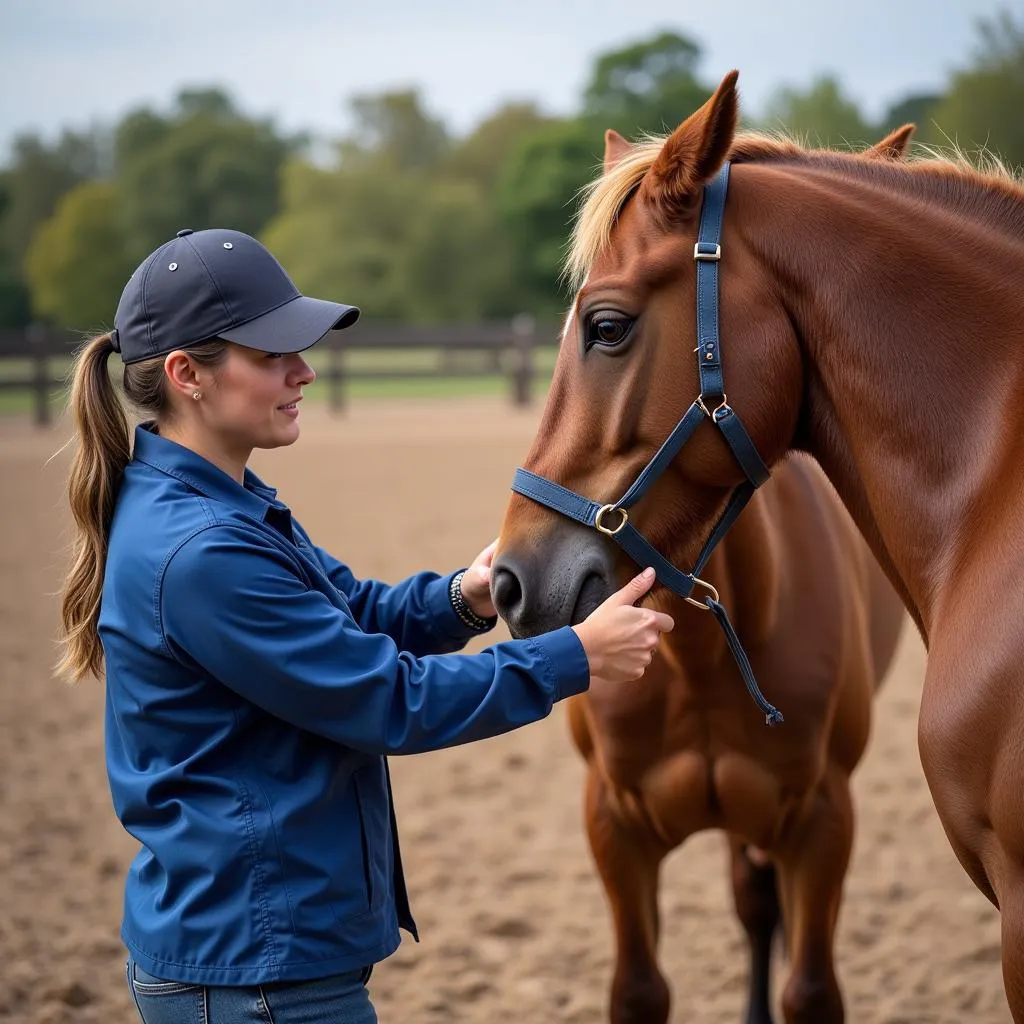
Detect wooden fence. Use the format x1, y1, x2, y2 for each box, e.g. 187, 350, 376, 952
0, 316, 556, 426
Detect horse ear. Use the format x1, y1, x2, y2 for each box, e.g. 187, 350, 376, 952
603, 129, 632, 173
641, 70, 739, 217
865, 124, 915, 161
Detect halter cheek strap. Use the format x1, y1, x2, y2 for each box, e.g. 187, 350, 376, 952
511, 162, 784, 727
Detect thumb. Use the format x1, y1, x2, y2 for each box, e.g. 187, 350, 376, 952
608, 566, 657, 605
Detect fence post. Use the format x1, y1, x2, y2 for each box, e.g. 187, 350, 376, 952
510, 313, 535, 407
28, 323, 50, 427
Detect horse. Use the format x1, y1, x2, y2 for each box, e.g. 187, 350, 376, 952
494, 68, 1024, 1021
491, 119, 915, 1024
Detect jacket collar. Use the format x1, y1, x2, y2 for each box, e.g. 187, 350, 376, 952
131, 423, 285, 523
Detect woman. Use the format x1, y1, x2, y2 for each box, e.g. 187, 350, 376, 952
57, 227, 674, 1024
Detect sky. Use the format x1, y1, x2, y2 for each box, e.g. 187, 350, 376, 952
0, 0, 1011, 161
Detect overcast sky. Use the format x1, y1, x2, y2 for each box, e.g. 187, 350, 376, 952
0, 0, 1009, 160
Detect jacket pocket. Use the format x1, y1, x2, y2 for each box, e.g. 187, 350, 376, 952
351, 763, 390, 913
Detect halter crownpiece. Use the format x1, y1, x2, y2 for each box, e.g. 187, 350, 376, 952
511, 162, 784, 727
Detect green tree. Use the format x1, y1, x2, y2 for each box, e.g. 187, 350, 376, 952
25, 180, 132, 331
495, 118, 600, 314
115, 88, 295, 261
928, 9, 1024, 167
764, 75, 872, 148
0, 129, 107, 270
262, 158, 420, 320
582, 31, 712, 137
400, 180, 515, 320
443, 102, 553, 193
0, 178, 32, 327
340, 90, 449, 173
879, 92, 944, 137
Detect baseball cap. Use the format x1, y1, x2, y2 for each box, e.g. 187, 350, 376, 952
110, 228, 359, 364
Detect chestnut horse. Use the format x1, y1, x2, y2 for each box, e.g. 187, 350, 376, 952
492, 123, 914, 1023
495, 69, 1024, 1021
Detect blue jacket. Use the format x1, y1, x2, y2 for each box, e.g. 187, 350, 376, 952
99, 425, 589, 985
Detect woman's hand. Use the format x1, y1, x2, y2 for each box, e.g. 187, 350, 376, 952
572, 568, 674, 684
461, 539, 498, 619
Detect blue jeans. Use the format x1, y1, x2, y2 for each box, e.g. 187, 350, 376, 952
126, 959, 377, 1024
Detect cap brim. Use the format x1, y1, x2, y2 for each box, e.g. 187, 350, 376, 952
218, 295, 360, 354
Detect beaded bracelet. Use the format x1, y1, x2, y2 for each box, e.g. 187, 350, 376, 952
449, 570, 497, 632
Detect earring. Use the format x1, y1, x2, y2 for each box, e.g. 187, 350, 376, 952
192, 390, 202, 401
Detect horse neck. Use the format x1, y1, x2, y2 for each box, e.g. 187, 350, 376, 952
739, 159, 1024, 639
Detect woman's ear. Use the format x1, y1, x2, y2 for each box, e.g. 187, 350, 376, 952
164, 351, 202, 402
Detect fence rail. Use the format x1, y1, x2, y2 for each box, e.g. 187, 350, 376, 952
0, 316, 556, 426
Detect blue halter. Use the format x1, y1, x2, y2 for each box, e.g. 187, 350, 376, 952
511, 162, 784, 726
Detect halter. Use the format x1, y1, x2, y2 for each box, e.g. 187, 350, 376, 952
511, 162, 784, 726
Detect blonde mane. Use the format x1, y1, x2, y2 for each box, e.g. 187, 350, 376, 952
565, 130, 1023, 291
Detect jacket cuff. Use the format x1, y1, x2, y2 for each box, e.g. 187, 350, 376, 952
525, 626, 590, 702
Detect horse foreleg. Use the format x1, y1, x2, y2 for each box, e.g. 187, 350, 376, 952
585, 767, 671, 1024
919, 660, 1024, 1022
774, 767, 854, 1024
728, 835, 781, 1024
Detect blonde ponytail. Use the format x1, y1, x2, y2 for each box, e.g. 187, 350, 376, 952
56, 334, 229, 681
57, 333, 130, 680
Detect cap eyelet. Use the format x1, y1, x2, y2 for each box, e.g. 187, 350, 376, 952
222, 242, 233, 250
168, 262, 178, 271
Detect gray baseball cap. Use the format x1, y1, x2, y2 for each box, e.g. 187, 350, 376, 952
111, 228, 359, 364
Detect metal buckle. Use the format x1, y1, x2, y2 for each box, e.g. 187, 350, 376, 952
694, 243, 721, 261
594, 504, 628, 536
684, 574, 720, 610
696, 393, 728, 419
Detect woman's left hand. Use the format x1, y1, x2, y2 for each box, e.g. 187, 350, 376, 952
461, 539, 498, 619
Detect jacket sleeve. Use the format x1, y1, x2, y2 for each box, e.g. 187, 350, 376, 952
310, 542, 486, 656
158, 525, 590, 756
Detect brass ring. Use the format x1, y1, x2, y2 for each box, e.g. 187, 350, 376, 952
684, 574, 720, 610
594, 504, 628, 536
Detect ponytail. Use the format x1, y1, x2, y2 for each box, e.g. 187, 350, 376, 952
57, 333, 130, 681
56, 334, 229, 681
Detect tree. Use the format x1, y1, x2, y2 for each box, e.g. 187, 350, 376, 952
443, 103, 554, 193
879, 92, 944, 137
340, 90, 449, 173
582, 31, 712, 137
261, 158, 421, 320
399, 180, 515, 321
0, 130, 108, 270
25, 181, 133, 331
0, 178, 31, 327
928, 9, 1024, 167
495, 119, 601, 315
764, 75, 872, 148
115, 88, 295, 261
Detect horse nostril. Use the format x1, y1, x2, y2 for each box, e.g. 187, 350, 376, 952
491, 565, 523, 622
573, 571, 607, 625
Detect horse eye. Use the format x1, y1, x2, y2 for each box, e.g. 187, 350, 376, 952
585, 315, 634, 349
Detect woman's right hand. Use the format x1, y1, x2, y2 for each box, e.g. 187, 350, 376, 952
571, 567, 674, 685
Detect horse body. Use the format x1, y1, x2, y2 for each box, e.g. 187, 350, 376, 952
505, 443, 902, 1022
729, 140, 1024, 1013
573, 453, 898, 837
495, 70, 1024, 1020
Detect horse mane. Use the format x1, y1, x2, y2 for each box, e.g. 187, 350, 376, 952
565, 130, 1024, 290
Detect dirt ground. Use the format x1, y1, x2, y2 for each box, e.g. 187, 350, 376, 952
0, 397, 1010, 1023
